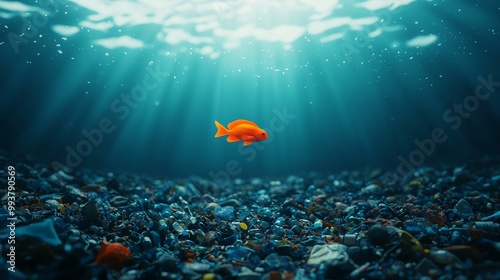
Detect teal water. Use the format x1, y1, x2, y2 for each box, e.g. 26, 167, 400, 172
1, 0, 499, 180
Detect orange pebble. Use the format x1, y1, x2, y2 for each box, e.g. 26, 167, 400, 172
268, 270, 282, 280
95, 241, 131, 270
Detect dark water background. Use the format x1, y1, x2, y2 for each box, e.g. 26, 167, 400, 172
1, 0, 499, 180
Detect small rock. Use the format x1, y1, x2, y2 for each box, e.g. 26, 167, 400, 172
214, 206, 235, 221
313, 220, 323, 229
219, 199, 241, 207
110, 195, 129, 207
307, 244, 348, 266
415, 258, 443, 277
454, 199, 474, 219
367, 224, 390, 246
268, 270, 282, 280
81, 200, 100, 222
361, 183, 382, 194
142, 236, 152, 250
238, 267, 261, 280
45, 199, 60, 209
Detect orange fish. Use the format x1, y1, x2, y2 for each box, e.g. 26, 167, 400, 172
94, 240, 131, 270
215, 119, 268, 146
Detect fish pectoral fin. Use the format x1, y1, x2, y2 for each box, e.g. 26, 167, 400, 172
243, 141, 253, 146
241, 135, 254, 141
226, 135, 240, 142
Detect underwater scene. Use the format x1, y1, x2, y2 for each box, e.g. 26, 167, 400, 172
0, 0, 500, 279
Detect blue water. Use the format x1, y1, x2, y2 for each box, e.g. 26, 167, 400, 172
1, 0, 499, 180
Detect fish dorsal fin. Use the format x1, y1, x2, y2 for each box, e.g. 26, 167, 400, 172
228, 119, 258, 129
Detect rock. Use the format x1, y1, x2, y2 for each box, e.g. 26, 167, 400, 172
214, 206, 235, 221
110, 195, 129, 207
81, 200, 100, 222
454, 199, 474, 219
0, 217, 61, 245
45, 199, 60, 209
307, 244, 348, 266
367, 224, 390, 246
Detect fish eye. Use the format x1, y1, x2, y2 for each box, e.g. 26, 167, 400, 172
262, 133, 265, 135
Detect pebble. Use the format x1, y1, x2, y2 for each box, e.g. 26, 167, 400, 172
366, 224, 390, 246
238, 267, 261, 280
142, 236, 153, 250
214, 206, 235, 221
110, 195, 129, 207
454, 198, 474, 219
307, 244, 348, 266
0, 217, 62, 246
81, 200, 100, 222
45, 199, 60, 209
202, 273, 217, 280
184, 262, 210, 273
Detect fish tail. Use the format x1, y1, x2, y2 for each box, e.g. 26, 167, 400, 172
214, 121, 228, 137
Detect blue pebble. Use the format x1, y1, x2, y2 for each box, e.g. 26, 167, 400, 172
275, 217, 285, 227
238, 210, 252, 220
214, 206, 235, 221
28, 179, 50, 191
313, 220, 323, 229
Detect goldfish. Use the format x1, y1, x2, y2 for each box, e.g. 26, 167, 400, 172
94, 240, 131, 270
214, 119, 268, 146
